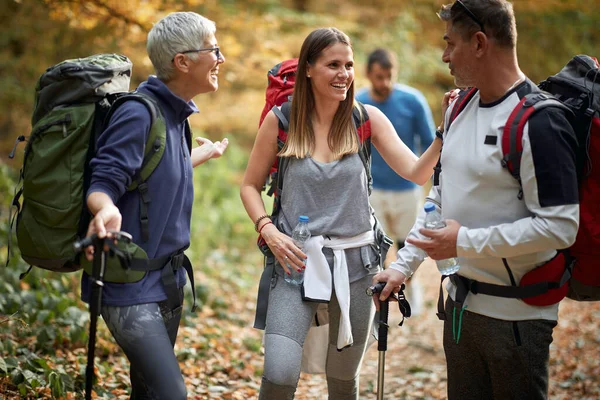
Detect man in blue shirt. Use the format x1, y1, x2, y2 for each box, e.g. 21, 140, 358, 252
356, 48, 435, 314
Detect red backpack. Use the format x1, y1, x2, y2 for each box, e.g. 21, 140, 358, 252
258, 59, 298, 194
259, 59, 298, 127
436, 55, 600, 306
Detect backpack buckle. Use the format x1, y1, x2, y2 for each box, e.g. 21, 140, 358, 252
585, 107, 595, 118
138, 182, 150, 201
524, 92, 550, 107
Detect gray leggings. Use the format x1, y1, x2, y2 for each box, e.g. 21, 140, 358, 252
101, 292, 186, 400
260, 274, 376, 400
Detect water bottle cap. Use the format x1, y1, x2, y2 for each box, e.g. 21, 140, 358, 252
298, 215, 309, 223
424, 202, 436, 213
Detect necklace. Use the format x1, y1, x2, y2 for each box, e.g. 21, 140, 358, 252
506, 74, 525, 92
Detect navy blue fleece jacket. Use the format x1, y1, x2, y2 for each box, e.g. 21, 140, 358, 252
81, 76, 197, 306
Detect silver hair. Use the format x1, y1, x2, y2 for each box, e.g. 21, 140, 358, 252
147, 12, 216, 81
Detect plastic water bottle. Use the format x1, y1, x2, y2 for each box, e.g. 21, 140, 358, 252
284, 215, 311, 285
423, 202, 460, 275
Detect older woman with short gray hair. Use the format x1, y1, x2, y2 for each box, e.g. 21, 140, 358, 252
82, 11, 228, 399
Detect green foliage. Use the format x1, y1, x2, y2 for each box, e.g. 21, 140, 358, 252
187, 135, 262, 280
0, 350, 75, 398
188, 136, 254, 262
0, 261, 88, 396
243, 337, 263, 353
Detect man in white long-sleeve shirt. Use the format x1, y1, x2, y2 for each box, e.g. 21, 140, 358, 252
373, 1, 579, 399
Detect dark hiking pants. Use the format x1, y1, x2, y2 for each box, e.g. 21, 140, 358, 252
101, 289, 186, 400
443, 296, 556, 400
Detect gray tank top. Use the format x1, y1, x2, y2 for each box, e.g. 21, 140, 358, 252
278, 153, 380, 281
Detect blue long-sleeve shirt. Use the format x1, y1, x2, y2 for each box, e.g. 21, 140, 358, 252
356, 84, 435, 191
81, 76, 197, 306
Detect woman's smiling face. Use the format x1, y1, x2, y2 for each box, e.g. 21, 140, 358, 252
306, 42, 355, 103
188, 33, 225, 94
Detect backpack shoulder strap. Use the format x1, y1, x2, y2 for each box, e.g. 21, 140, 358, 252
502, 91, 571, 199
447, 87, 479, 131
267, 101, 292, 216
272, 104, 289, 132
105, 91, 159, 128
271, 101, 374, 206
353, 102, 373, 195
106, 92, 167, 191
105, 91, 168, 242
273, 101, 291, 135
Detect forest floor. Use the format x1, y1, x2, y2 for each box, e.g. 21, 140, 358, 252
188, 259, 600, 400
2, 260, 598, 399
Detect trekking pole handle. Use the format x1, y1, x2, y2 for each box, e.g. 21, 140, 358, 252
73, 231, 133, 252
366, 282, 387, 297
378, 299, 390, 352
366, 282, 390, 351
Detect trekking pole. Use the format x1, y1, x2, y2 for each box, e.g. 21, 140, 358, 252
367, 282, 390, 400
73, 231, 132, 400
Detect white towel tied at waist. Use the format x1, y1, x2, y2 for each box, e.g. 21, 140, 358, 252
302, 230, 375, 350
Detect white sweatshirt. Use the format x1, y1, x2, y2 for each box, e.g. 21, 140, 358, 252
390, 80, 579, 321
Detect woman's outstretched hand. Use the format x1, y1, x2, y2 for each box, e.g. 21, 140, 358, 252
191, 137, 229, 167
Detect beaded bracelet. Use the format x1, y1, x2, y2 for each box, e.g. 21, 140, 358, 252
258, 221, 273, 235
254, 214, 271, 232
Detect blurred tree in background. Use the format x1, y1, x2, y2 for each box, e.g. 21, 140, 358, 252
0, 0, 598, 163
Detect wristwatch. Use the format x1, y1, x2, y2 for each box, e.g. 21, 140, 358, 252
435, 127, 444, 140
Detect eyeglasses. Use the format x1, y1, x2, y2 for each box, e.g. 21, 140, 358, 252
453, 0, 484, 32
172, 46, 222, 62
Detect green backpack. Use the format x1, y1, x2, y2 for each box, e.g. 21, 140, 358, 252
8, 54, 167, 283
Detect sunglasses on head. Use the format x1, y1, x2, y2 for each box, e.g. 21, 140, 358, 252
453, 0, 484, 32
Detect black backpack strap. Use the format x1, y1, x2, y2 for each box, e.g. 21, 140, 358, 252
127, 250, 197, 312
353, 102, 373, 195
105, 92, 159, 127
253, 253, 275, 329
352, 102, 393, 269
501, 91, 572, 200
449, 268, 572, 300
433, 88, 478, 186
269, 101, 291, 204
435, 262, 572, 321
159, 252, 195, 314
254, 103, 291, 330
373, 214, 393, 269
272, 104, 289, 132
448, 88, 479, 129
